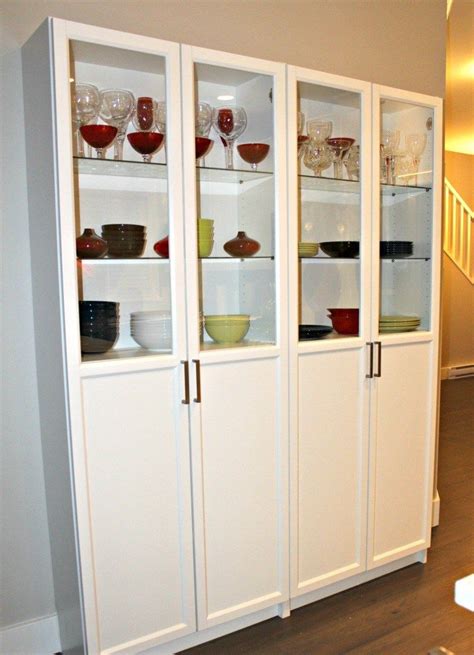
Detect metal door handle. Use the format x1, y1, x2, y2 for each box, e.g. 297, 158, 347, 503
374, 341, 382, 378
193, 359, 201, 403
366, 342, 374, 378
181, 360, 190, 404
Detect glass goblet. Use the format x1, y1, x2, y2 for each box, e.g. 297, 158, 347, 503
154, 101, 167, 135
406, 133, 427, 185
327, 137, 355, 179
307, 119, 333, 144
71, 83, 100, 157
303, 140, 333, 177
196, 102, 213, 137
127, 131, 164, 163
80, 125, 117, 159
344, 144, 360, 181
380, 129, 400, 184
99, 88, 135, 160
132, 96, 155, 132
212, 106, 247, 170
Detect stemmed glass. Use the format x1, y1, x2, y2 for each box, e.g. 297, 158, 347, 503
344, 144, 360, 181
212, 106, 247, 169
307, 119, 332, 144
99, 89, 135, 160
380, 129, 400, 184
80, 125, 117, 159
132, 96, 155, 132
71, 83, 100, 157
303, 140, 333, 177
406, 133, 427, 185
327, 137, 355, 179
154, 101, 167, 135
297, 111, 308, 158
196, 102, 213, 166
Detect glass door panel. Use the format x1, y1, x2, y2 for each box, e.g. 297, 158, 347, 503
379, 99, 434, 334
70, 40, 175, 361
193, 63, 276, 350
297, 82, 362, 341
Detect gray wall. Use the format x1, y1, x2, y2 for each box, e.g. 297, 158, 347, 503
0, 0, 446, 631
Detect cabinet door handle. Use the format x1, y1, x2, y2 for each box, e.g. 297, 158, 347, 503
374, 341, 382, 378
192, 359, 201, 403
366, 342, 374, 378
181, 360, 190, 404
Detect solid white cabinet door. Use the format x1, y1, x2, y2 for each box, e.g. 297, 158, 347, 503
293, 347, 369, 596
191, 355, 288, 629
81, 366, 195, 652
367, 340, 436, 568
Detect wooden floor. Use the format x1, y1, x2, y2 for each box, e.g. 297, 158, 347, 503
181, 378, 474, 655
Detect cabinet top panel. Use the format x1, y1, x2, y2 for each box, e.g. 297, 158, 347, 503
71, 40, 166, 74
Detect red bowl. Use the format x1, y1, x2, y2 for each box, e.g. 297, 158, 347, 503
237, 143, 270, 166
153, 235, 169, 258
328, 312, 359, 335
80, 125, 117, 149
195, 137, 213, 159
327, 307, 359, 317
127, 131, 164, 155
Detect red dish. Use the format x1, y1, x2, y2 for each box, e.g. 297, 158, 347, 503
127, 131, 164, 155
153, 235, 169, 258
237, 143, 270, 166
195, 137, 213, 159
80, 125, 117, 149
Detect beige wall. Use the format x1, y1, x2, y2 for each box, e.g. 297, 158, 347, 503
0, 0, 446, 633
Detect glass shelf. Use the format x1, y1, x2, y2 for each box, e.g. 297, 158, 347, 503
74, 156, 273, 184
381, 182, 432, 195
78, 257, 168, 263
199, 256, 274, 261
82, 347, 172, 362
299, 174, 360, 193
299, 257, 430, 262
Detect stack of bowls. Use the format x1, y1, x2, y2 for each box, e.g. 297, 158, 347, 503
298, 242, 319, 258
101, 224, 147, 258
198, 218, 214, 258
130, 310, 172, 350
327, 307, 359, 335
79, 301, 119, 353
204, 314, 250, 344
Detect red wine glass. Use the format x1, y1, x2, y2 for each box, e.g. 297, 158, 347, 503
212, 106, 247, 169
80, 125, 117, 159
127, 132, 164, 163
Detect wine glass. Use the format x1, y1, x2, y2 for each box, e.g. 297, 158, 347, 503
71, 83, 100, 157
132, 96, 155, 132
155, 101, 167, 134
80, 125, 117, 159
327, 137, 355, 178
380, 129, 400, 184
344, 144, 360, 181
303, 140, 333, 177
99, 88, 135, 160
297, 111, 308, 159
307, 119, 333, 144
212, 106, 247, 169
406, 133, 427, 185
196, 102, 213, 166
127, 132, 164, 163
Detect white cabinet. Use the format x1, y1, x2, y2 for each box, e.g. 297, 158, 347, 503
288, 70, 442, 602
22, 16, 441, 655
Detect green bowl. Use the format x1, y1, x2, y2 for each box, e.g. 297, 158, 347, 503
198, 240, 214, 257
204, 314, 250, 323
204, 318, 250, 343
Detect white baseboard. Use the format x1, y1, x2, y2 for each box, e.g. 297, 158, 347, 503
0, 614, 60, 655
432, 490, 441, 527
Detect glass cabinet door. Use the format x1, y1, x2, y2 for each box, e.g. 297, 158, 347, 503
69, 37, 184, 362
291, 73, 371, 343
182, 50, 284, 352
376, 91, 438, 336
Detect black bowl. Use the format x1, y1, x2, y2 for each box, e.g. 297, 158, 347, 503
101, 224, 146, 232
79, 300, 118, 310
299, 324, 333, 340
319, 241, 359, 258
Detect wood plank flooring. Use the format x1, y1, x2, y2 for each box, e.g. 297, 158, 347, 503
181, 378, 474, 655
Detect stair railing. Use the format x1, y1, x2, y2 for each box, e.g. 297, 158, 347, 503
444, 178, 474, 284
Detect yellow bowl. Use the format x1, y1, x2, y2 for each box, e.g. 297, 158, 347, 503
204, 318, 250, 343
204, 313, 250, 323
198, 240, 214, 257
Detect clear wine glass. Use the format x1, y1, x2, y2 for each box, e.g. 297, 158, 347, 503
212, 106, 247, 169
307, 119, 333, 144
99, 88, 135, 160
196, 102, 213, 166
380, 129, 400, 184
71, 83, 100, 157
154, 101, 167, 134
344, 144, 360, 181
405, 133, 427, 185
327, 137, 355, 179
303, 140, 334, 177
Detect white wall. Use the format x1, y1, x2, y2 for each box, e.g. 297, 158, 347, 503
0, 0, 446, 640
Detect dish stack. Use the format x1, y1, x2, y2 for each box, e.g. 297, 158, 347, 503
380, 241, 413, 258
198, 218, 214, 257
130, 310, 172, 350
298, 242, 319, 258
101, 223, 147, 258
79, 300, 119, 353
379, 314, 420, 333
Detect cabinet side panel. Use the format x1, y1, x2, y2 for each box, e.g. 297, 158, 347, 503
21, 20, 84, 655
370, 341, 433, 564
81, 369, 195, 651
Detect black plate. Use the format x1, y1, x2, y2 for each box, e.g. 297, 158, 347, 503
299, 324, 333, 340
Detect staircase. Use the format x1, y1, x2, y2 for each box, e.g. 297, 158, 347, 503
444, 178, 474, 284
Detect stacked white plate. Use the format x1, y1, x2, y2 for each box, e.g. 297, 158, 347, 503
379, 314, 421, 333
298, 241, 319, 258
130, 310, 172, 350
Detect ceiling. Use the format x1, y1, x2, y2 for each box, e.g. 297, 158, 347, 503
445, 0, 474, 154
